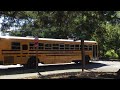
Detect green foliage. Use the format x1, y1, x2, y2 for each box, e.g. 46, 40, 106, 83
105, 49, 119, 59
1, 11, 120, 59
116, 48, 120, 59
1, 11, 116, 39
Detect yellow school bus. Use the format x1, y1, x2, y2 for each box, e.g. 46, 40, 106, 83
0, 36, 98, 68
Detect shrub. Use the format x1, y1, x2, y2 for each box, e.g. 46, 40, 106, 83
105, 49, 119, 59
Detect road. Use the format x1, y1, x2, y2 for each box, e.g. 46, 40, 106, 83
0, 60, 120, 79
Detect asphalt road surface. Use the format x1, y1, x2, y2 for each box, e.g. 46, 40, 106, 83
0, 60, 120, 79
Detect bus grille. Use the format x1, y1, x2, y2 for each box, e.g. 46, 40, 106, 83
4, 56, 14, 64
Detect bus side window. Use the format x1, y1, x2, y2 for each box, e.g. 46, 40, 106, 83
75, 45, 79, 50
11, 42, 20, 50
22, 44, 28, 50
53, 44, 59, 50
45, 43, 51, 50
29, 42, 34, 50
89, 45, 92, 50
70, 45, 74, 50
79, 45, 88, 50
39, 43, 44, 50
80, 45, 81, 50
60, 44, 64, 50
65, 44, 69, 50
84, 45, 88, 50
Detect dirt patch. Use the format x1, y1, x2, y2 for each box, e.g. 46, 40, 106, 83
25, 72, 120, 79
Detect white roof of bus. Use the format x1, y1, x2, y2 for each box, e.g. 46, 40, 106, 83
0, 36, 97, 43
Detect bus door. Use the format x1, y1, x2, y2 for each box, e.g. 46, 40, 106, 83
93, 45, 98, 60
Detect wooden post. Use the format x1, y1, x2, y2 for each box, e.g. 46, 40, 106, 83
81, 39, 85, 72
34, 36, 39, 70
36, 47, 38, 70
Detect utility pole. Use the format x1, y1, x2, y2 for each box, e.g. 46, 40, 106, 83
36, 46, 38, 70
34, 36, 39, 70
81, 39, 85, 72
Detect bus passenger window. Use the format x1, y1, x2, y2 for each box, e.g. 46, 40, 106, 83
65, 44, 69, 50
53, 44, 59, 50
29, 42, 34, 50
89, 46, 92, 50
45, 44, 51, 50
84, 45, 88, 50
60, 44, 64, 50
39, 43, 44, 50
70, 45, 74, 50
11, 42, 20, 50
22, 45, 28, 50
80, 45, 81, 50
75, 45, 79, 50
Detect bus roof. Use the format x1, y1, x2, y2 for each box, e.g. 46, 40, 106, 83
0, 36, 97, 43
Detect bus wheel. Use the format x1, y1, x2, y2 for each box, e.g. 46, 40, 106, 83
23, 64, 28, 68
85, 55, 90, 64
27, 56, 39, 69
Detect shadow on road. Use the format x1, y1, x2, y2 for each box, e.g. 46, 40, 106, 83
0, 62, 108, 75
85, 62, 108, 69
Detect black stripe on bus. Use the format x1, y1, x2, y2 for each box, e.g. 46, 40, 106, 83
22, 53, 28, 54
2, 50, 20, 51
2, 50, 91, 51
46, 55, 79, 56
29, 50, 80, 51
2, 53, 21, 54
2, 53, 40, 54
2, 53, 50, 54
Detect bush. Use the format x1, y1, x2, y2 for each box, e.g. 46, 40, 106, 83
105, 49, 119, 59
116, 49, 120, 59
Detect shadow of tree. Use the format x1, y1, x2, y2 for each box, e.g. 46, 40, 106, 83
0, 62, 108, 75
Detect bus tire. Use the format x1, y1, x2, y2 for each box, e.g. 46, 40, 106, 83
27, 56, 39, 69
23, 64, 28, 68
85, 55, 90, 64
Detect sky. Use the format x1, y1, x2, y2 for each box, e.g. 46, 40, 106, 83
0, 17, 3, 36
0, 17, 19, 36
0, 17, 12, 36
0, 17, 3, 28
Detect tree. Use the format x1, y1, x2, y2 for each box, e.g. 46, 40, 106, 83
1, 11, 120, 58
